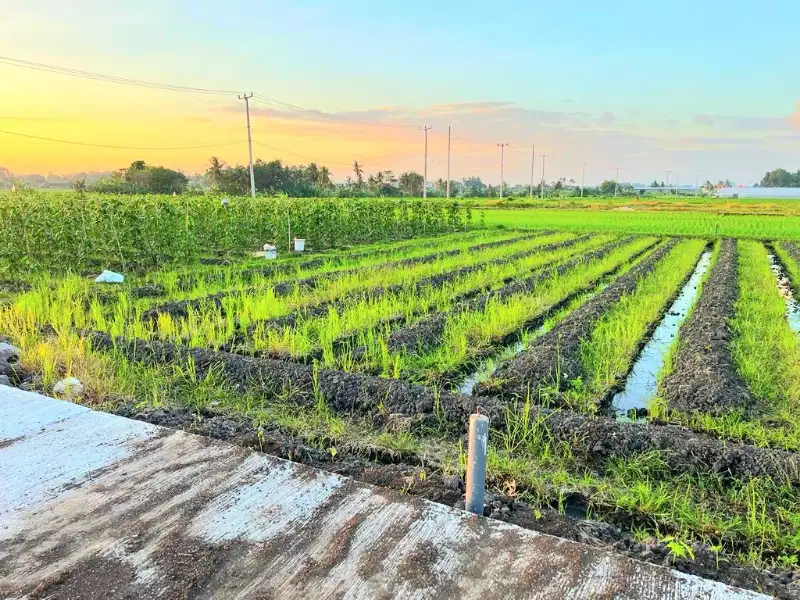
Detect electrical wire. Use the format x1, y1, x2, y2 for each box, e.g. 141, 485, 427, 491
0, 56, 419, 129
0, 56, 238, 96
0, 55, 524, 170
0, 128, 244, 150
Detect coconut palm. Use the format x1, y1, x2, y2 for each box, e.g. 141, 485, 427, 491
353, 161, 364, 186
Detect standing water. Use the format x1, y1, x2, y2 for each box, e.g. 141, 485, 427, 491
611, 250, 713, 420
767, 253, 800, 334
458, 340, 525, 395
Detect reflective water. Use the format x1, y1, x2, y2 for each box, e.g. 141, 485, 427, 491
611, 251, 712, 420
768, 253, 800, 334
458, 341, 525, 396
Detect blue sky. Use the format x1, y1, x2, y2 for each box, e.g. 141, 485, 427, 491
2, 0, 798, 183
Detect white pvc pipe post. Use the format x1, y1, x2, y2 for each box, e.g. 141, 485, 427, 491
465, 413, 489, 515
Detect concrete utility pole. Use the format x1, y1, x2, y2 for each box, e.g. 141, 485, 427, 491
446, 126, 451, 199
529, 145, 535, 198
696, 174, 700, 197
581, 162, 588, 198
540, 154, 547, 199
238, 93, 256, 198
497, 143, 508, 198
421, 126, 431, 199
614, 167, 620, 197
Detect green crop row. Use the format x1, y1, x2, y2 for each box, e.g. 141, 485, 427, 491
381, 237, 658, 383
0, 190, 474, 276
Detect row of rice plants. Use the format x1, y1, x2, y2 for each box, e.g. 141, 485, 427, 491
146, 232, 578, 342
652, 240, 800, 450
144, 228, 517, 302
246, 235, 615, 361
381, 237, 660, 383
5, 233, 573, 350
571, 238, 708, 410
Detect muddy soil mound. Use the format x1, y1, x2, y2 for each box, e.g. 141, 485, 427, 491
88, 331, 800, 486
662, 239, 755, 415
87, 331, 470, 425
483, 239, 677, 399
374, 236, 641, 360
504, 403, 800, 486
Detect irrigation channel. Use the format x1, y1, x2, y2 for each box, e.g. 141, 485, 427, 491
610, 249, 713, 420
768, 250, 800, 334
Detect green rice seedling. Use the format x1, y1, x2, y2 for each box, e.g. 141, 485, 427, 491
651, 241, 800, 450
577, 239, 706, 403
730, 240, 800, 410
398, 237, 658, 382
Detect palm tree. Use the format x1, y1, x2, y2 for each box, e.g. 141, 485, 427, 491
353, 161, 364, 186
206, 157, 225, 188
307, 162, 320, 185
319, 166, 332, 189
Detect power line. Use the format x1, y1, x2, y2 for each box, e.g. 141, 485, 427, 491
0, 56, 419, 129
0, 56, 237, 96
0, 128, 244, 150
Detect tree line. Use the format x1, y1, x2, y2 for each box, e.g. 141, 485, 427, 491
758, 168, 800, 188
8, 158, 796, 196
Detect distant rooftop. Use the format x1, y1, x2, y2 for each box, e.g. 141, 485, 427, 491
718, 187, 800, 198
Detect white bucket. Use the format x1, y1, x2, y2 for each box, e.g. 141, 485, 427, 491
293, 238, 305, 252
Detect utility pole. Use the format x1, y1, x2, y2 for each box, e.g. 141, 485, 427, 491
497, 143, 508, 198
540, 154, 547, 199
238, 93, 256, 198
529, 145, 536, 198
420, 126, 431, 199
696, 174, 700, 197
614, 167, 620, 197
581, 162, 588, 198
446, 126, 451, 199
675, 172, 680, 196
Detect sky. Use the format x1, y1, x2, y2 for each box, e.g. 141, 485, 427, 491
1, 0, 798, 185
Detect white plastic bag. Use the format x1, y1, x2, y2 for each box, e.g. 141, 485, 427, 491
95, 270, 124, 283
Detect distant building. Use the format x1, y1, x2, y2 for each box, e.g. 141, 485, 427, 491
718, 187, 800, 199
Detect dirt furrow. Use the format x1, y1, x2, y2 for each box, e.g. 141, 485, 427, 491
662, 239, 755, 415
366, 236, 642, 361
141, 231, 548, 322
481, 239, 677, 400
86, 331, 800, 487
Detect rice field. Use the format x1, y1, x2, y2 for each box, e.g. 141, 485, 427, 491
3, 213, 800, 597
